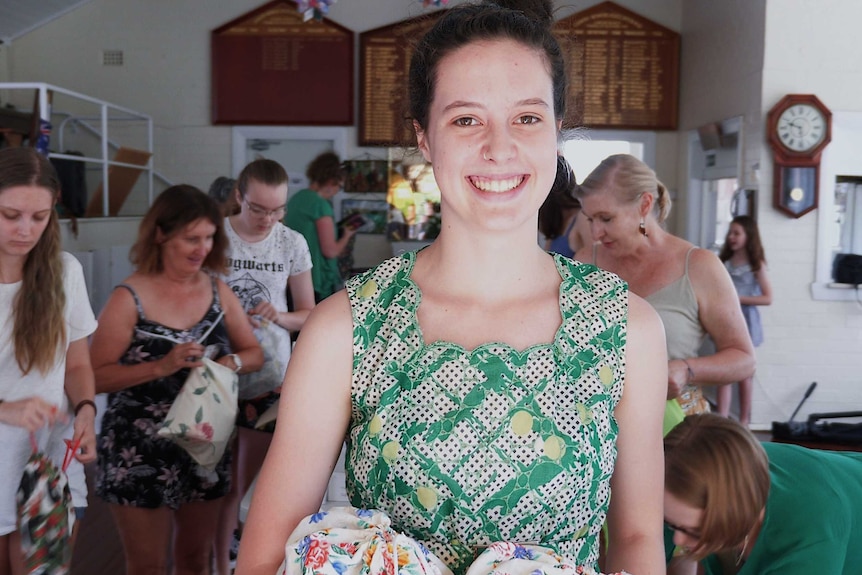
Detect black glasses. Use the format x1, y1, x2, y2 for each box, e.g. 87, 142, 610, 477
664, 520, 701, 540
243, 198, 285, 219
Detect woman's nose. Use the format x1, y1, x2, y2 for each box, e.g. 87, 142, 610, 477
482, 123, 516, 163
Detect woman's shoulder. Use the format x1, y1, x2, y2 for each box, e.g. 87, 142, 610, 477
347, 252, 414, 294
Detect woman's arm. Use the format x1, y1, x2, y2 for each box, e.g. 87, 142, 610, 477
739, 264, 773, 306
64, 337, 97, 463
605, 293, 668, 575
217, 279, 263, 373
668, 249, 755, 396
280, 270, 316, 331
90, 286, 207, 393
235, 293, 354, 575
316, 216, 358, 259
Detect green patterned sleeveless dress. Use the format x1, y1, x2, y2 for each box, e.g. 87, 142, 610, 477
344, 251, 628, 574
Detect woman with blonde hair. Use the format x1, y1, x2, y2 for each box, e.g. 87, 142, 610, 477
664, 413, 862, 574
576, 154, 755, 422
0, 147, 98, 572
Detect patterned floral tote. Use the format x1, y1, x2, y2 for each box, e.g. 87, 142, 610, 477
16, 433, 77, 575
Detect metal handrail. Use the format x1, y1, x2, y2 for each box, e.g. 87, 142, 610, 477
0, 81, 156, 215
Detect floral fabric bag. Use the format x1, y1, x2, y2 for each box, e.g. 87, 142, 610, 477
157, 357, 238, 471
277, 506, 631, 575
154, 311, 238, 471
17, 433, 77, 575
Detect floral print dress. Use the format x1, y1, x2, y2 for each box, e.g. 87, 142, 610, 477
96, 280, 232, 509
344, 252, 628, 575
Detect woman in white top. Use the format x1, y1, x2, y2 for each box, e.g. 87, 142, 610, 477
215, 159, 315, 575
0, 147, 98, 573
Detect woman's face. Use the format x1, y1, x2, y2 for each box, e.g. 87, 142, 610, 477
415, 39, 559, 234
0, 185, 54, 261
726, 222, 747, 252
664, 489, 704, 552
160, 217, 216, 274
579, 192, 643, 255
237, 179, 287, 236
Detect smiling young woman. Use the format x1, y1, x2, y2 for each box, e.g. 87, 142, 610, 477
236, 3, 667, 575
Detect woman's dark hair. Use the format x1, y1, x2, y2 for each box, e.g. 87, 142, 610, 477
237, 159, 288, 198
130, 184, 228, 275
408, 0, 566, 131
0, 147, 65, 374
306, 152, 343, 186
719, 215, 766, 272
538, 156, 580, 239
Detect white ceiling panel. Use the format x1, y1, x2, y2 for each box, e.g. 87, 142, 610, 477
0, 0, 92, 44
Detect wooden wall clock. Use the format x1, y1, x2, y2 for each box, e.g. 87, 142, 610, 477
767, 94, 832, 218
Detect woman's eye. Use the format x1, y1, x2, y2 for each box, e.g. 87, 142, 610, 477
453, 117, 477, 127
517, 115, 540, 125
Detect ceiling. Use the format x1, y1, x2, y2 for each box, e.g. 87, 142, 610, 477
0, 0, 92, 45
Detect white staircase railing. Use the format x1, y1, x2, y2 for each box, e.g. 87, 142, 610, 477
0, 82, 160, 216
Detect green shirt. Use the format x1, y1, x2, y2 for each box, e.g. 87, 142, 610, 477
703, 442, 862, 575
284, 188, 341, 299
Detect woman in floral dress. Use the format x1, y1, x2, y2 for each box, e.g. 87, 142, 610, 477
92, 185, 262, 575
237, 1, 668, 575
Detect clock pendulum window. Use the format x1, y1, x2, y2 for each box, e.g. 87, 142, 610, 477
767, 94, 832, 218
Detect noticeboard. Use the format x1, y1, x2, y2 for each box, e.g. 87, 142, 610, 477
554, 1, 680, 130
212, 0, 354, 125
358, 12, 443, 147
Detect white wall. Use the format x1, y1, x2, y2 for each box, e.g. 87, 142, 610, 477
748, 0, 862, 423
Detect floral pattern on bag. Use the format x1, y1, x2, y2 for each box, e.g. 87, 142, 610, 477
158, 358, 238, 471
277, 508, 630, 575
17, 451, 75, 575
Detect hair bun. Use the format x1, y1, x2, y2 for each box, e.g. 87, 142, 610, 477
487, 0, 554, 28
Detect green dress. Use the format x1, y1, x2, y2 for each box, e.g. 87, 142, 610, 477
344, 251, 629, 575
284, 188, 341, 299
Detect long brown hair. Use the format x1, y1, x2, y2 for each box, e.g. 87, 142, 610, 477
664, 414, 770, 560
0, 148, 66, 375
719, 215, 766, 272
130, 184, 228, 275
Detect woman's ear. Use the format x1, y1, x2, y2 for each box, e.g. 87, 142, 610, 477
640, 191, 655, 218
155, 227, 166, 244
414, 120, 432, 163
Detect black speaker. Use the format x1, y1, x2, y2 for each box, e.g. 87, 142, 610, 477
833, 253, 862, 285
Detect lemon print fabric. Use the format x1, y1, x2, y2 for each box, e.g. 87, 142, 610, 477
344, 251, 628, 575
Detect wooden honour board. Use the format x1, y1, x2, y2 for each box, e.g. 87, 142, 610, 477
212, 0, 354, 125
554, 1, 680, 130
358, 12, 443, 147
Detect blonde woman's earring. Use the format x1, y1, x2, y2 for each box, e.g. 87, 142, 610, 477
639, 218, 648, 237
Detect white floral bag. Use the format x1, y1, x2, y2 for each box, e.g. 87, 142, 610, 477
154, 312, 238, 471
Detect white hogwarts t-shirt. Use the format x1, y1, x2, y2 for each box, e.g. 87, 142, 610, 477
222, 218, 313, 365
0, 252, 97, 535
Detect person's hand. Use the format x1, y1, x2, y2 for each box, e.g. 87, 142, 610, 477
71, 407, 97, 464
342, 224, 360, 238
250, 301, 279, 324
158, 341, 206, 377
0, 397, 63, 432
667, 359, 691, 400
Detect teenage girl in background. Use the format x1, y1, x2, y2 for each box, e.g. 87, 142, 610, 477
717, 215, 772, 426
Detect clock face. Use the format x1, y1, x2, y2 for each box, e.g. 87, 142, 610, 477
776, 104, 827, 153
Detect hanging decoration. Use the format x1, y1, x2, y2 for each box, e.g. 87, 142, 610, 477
297, 0, 337, 21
